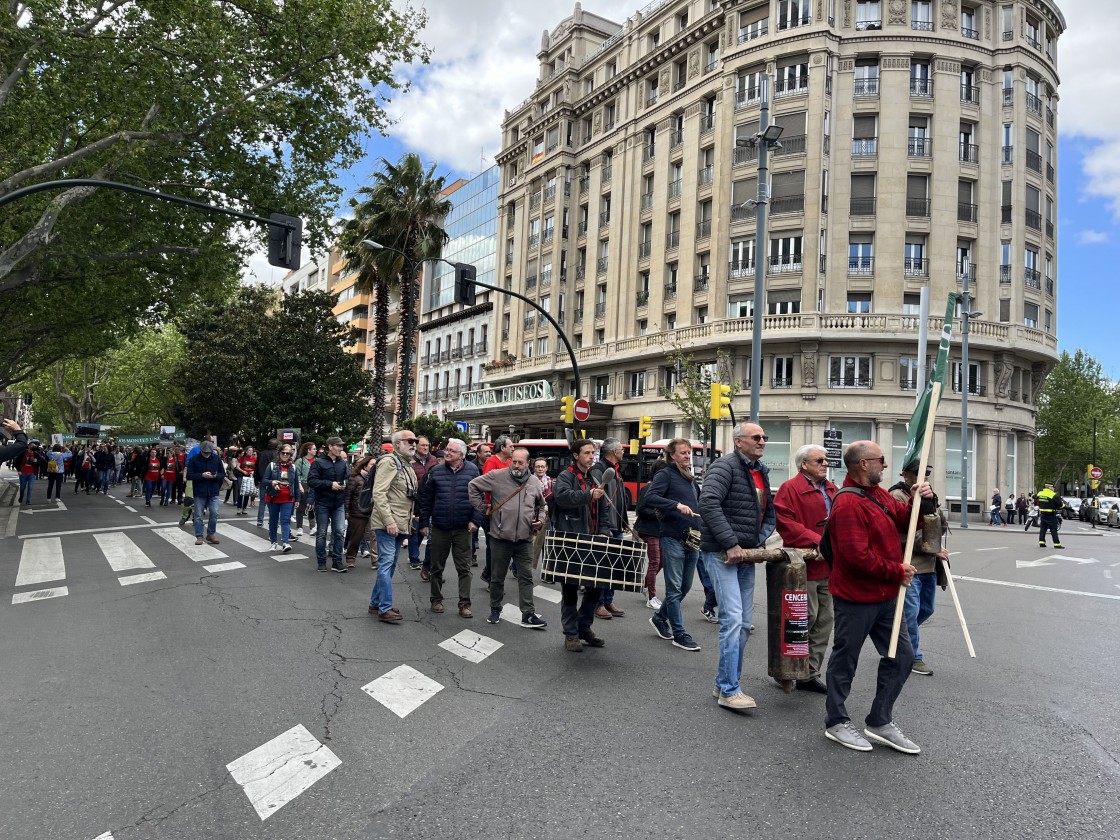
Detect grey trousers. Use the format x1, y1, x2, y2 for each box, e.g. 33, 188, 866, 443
429, 526, 472, 607
825, 595, 914, 729
488, 536, 536, 614
806, 577, 835, 679
560, 584, 601, 638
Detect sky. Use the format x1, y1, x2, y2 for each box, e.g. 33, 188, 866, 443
245, 0, 1120, 379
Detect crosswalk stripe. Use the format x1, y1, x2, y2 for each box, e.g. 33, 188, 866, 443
226, 723, 341, 821
94, 532, 156, 572
119, 571, 167, 586
203, 561, 246, 574
13, 586, 68, 604
15, 537, 65, 586
362, 665, 444, 718
499, 603, 523, 624
217, 523, 276, 553
533, 584, 562, 604
438, 630, 503, 663
153, 527, 227, 560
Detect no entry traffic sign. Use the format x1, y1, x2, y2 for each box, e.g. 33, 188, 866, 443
1090, 466, 1104, 480
573, 398, 591, 423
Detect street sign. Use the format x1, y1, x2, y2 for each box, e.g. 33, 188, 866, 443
823, 428, 843, 469
455, 421, 468, 432
573, 398, 591, 423
1089, 466, 1104, 480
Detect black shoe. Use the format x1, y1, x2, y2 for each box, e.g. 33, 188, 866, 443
333, 565, 347, 573
578, 631, 605, 648
1054, 543, 1064, 549
480, 573, 490, 584
318, 566, 328, 572
796, 677, 828, 694
521, 613, 547, 630
486, 608, 501, 624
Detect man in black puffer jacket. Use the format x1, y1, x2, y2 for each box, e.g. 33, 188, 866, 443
418, 439, 482, 617
698, 421, 776, 712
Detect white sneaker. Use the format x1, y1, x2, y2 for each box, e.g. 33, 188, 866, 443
294, 528, 303, 538
282, 543, 292, 553
309, 528, 317, 536
360, 549, 371, 558
646, 596, 662, 610
269, 543, 279, 552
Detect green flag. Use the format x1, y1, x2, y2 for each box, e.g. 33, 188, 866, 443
903, 293, 958, 471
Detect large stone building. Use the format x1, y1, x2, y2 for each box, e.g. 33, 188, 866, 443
473, 0, 1063, 511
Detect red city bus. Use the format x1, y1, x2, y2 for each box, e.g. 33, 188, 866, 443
516, 438, 719, 508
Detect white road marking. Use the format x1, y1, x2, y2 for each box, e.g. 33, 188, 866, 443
153, 527, 226, 561
217, 523, 275, 552
19, 522, 176, 539
955, 575, 1120, 601
362, 665, 444, 719
5, 503, 18, 537
94, 532, 156, 572
124, 506, 136, 513
1016, 558, 1055, 568
226, 723, 341, 822
272, 553, 307, 562
91, 832, 114, 839
975, 547, 1007, 552
119, 571, 168, 586
141, 516, 156, 525
533, 584, 562, 604
499, 603, 523, 624
1105, 569, 1113, 580
438, 630, 503, 663
114, 498, 125, 504
12, 586, 68, 604
15, 537, 65, 586
1048, 554, 1098, 564
948, 551, 961, 557
203, 561, 246, 574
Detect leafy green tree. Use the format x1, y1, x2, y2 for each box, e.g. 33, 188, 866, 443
659, 344, 739, 446
0, 0, 428, 387
174, 287, 375, 446
25, 327, 184, 435
1035, 349, 1120, 489
339, 153, 452, 435
400, 415, 462, 447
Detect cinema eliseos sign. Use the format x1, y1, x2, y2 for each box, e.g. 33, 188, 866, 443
458, 379, 556, 411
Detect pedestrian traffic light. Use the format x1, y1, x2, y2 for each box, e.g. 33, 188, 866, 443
560, 395, 575, 425
638, 415, 653, 440
267, 213, 303, 270
710, 383, 732, 420
455, 262, 476, 305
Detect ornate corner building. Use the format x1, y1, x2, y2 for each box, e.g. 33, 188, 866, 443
478, 0, 1063, 509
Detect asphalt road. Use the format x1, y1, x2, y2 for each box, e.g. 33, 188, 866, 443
1, 473, 1118, 840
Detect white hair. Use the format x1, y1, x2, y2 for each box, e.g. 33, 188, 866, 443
445, 438, 467, 455
794, 444, 827, 469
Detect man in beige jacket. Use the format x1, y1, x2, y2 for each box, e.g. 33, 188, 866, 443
369, 430, 419, 623
468, 447, 549, 629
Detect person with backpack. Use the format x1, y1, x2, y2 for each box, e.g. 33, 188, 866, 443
45, 444, 72, 500
308, 437, 350, 573
262, 443, 301, 553
369, 431, 419, 622
343, 455, 376, 568
822, 440, 933, 755
773, 444, 839, 694
407, 436, 439, 572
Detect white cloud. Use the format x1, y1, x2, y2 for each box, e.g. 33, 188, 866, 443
389, 0, 635, 172
1054, 1, 1120, 221
1077, 229, 1109, 245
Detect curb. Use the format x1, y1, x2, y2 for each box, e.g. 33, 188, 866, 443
0, 481, 15, 508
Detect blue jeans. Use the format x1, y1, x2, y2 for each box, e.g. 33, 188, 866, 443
99, 468, 113, 493
268, 501, 294, 545
903, 572, 937, 660
193, 493, 220, 537
696, 552, 718, 612
371, 529, 406, 613
408, 527, 422, 563
144, 479, 158, 504
596, 530, 625, 606
655, 536, 698, 638
704, 551, 757, 697
989, 508, 1003, 525
18, 473, 35, 504
161, 478, 175, 502
314, 501, 346, 568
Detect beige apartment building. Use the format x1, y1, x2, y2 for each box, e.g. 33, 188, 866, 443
482, 0, 1063, 509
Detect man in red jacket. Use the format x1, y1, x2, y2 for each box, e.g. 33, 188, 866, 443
774, 444, 838, 694
823, 440, 932, 755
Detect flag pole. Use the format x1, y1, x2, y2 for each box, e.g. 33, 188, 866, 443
887, 386, 941, 658
942, 563, 977, 657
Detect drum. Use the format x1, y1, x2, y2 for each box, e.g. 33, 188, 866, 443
540, 532, 648, 592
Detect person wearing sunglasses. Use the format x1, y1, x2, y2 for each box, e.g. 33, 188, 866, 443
697, 421, 777, 712
262, 446, 301, 552
821, 440, 934, 756
773, 444, 840, 694
369, 431, 420, 622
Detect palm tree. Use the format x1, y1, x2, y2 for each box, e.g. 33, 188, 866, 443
340, 153, 451, 439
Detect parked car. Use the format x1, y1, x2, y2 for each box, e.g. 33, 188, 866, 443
1062, 497, 1082, 519
1108, 503, 1120, 529
1092, 497, 1120, 525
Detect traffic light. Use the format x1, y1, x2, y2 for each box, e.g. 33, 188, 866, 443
455, 262, 476, 305
560, 395, 575, 425
710, 383, 732, 420
638, 415, 653, 440
267, 213, 303, 270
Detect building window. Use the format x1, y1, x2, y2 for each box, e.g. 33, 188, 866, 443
594, 375, 609, 400
848, 236, 873, 274
772, 356, 794, 388
900, 357, 920, 390
769, 234, 803, 272
911, 0, 933, 30
538, 337, 548, 355
856, 0, 881, 29
696, 305, 708, 324
902, 294, 922, 316
638, 319, 648, 336
777, 0, 812, 30
728, 295, 754, 318
730, 238, 755, 277
829, 355, 872, 388
628, 371, 646, 397
767, 292, 801, 315
847, 292, 872, 314
999, 299, 1010, 322
1023, 302, 1039, 328
665, 312, 676, 330
951, 362, 982, 394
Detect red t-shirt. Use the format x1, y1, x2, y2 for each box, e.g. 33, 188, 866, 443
144, 456, 161, 482
239, 455, 257, 477
161, 460, 178, 481
19, 451, 37, 475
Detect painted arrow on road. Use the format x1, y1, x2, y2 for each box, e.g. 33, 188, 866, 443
1017, 558, 1055, 568
1048, 554, 1098, 564
1017, 554, 1098, 569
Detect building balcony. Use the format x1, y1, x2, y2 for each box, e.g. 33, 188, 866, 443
910, 79, 933, 98
962, 27, 979, 40
853, 78, 879, 97
697, 219, 711, 240
525, 274, 537, 290
668, 178, 682, 198
1047, 162, 1054, 183
903, 257, 929, 277
907, 138, 932, 157
598, 211, 610, 227
529, 192, 541, 210
736, 89, 763, 109
637, 241, 652, 259
773, 135, 806, 157
543, 184, 556, 204
602, 164, 613, 182
575, 264, 586, 280
1026, 150, 1042, 173
625, 388, 646, 399
1025, 209, 1042, 231
1002, 88, 1013, 107
999, 265, 1012, 284
539, 270, 552, 288
541, 230, 554, 247
573, 307, 584, 324
670, 129, 683, 148
851, 138, 877, 157
524, 314, 536, 329
770, 195, 804, 215
729, 260, 755, 278
698, 165, 714, 186
828, 377, 873, 389
594, 302, 607, 318
912, 19, 934, 31
956, 267, 975, 285
961, 84, 980, 105
952, 382, 987, 396
636, 290, 649, 306
769, 259, 802, 274
738, 20, 768, 42
664, 283, 677, 301
666, 230, 680, 249
700, 114, 715, 133
773, 77, 808, 99
1046, 220, 1054, 240
596, 256, 608, 274
848, 257, 874, 276
850, 197, 876, 216
771, 376, 793, 389
640, 193, 653, 212
960, 143, 979, 163
528, 233, 539, 249
643, 144, 656, 163
906, 198, 931, 218
1024, 268, 1042, 290
694, 273, 710, 292
958, 202, 978, 223
1001, 205, 1012, 224
734, 144, 759, 165
578, 220, 588, 236
579, 177, 589, 194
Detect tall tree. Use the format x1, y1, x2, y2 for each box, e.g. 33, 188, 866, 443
339, 153, 451, 437
1035, 349, 1120, 488
174, 287, 375, 446
0, 0, 428, 387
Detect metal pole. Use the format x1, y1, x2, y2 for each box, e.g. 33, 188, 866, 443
1092, 416, 1097, 497
960, 282, 971, 528
749, 76, 770, 424
916, 286, 929, 396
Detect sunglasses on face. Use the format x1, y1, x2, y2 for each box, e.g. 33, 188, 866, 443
809, 458, 828, 464
862, 456, 887, 465
738, 434, 767, 443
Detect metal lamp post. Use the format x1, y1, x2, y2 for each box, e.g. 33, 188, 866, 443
736, 76, 784, 423
959, 272, 983, 528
